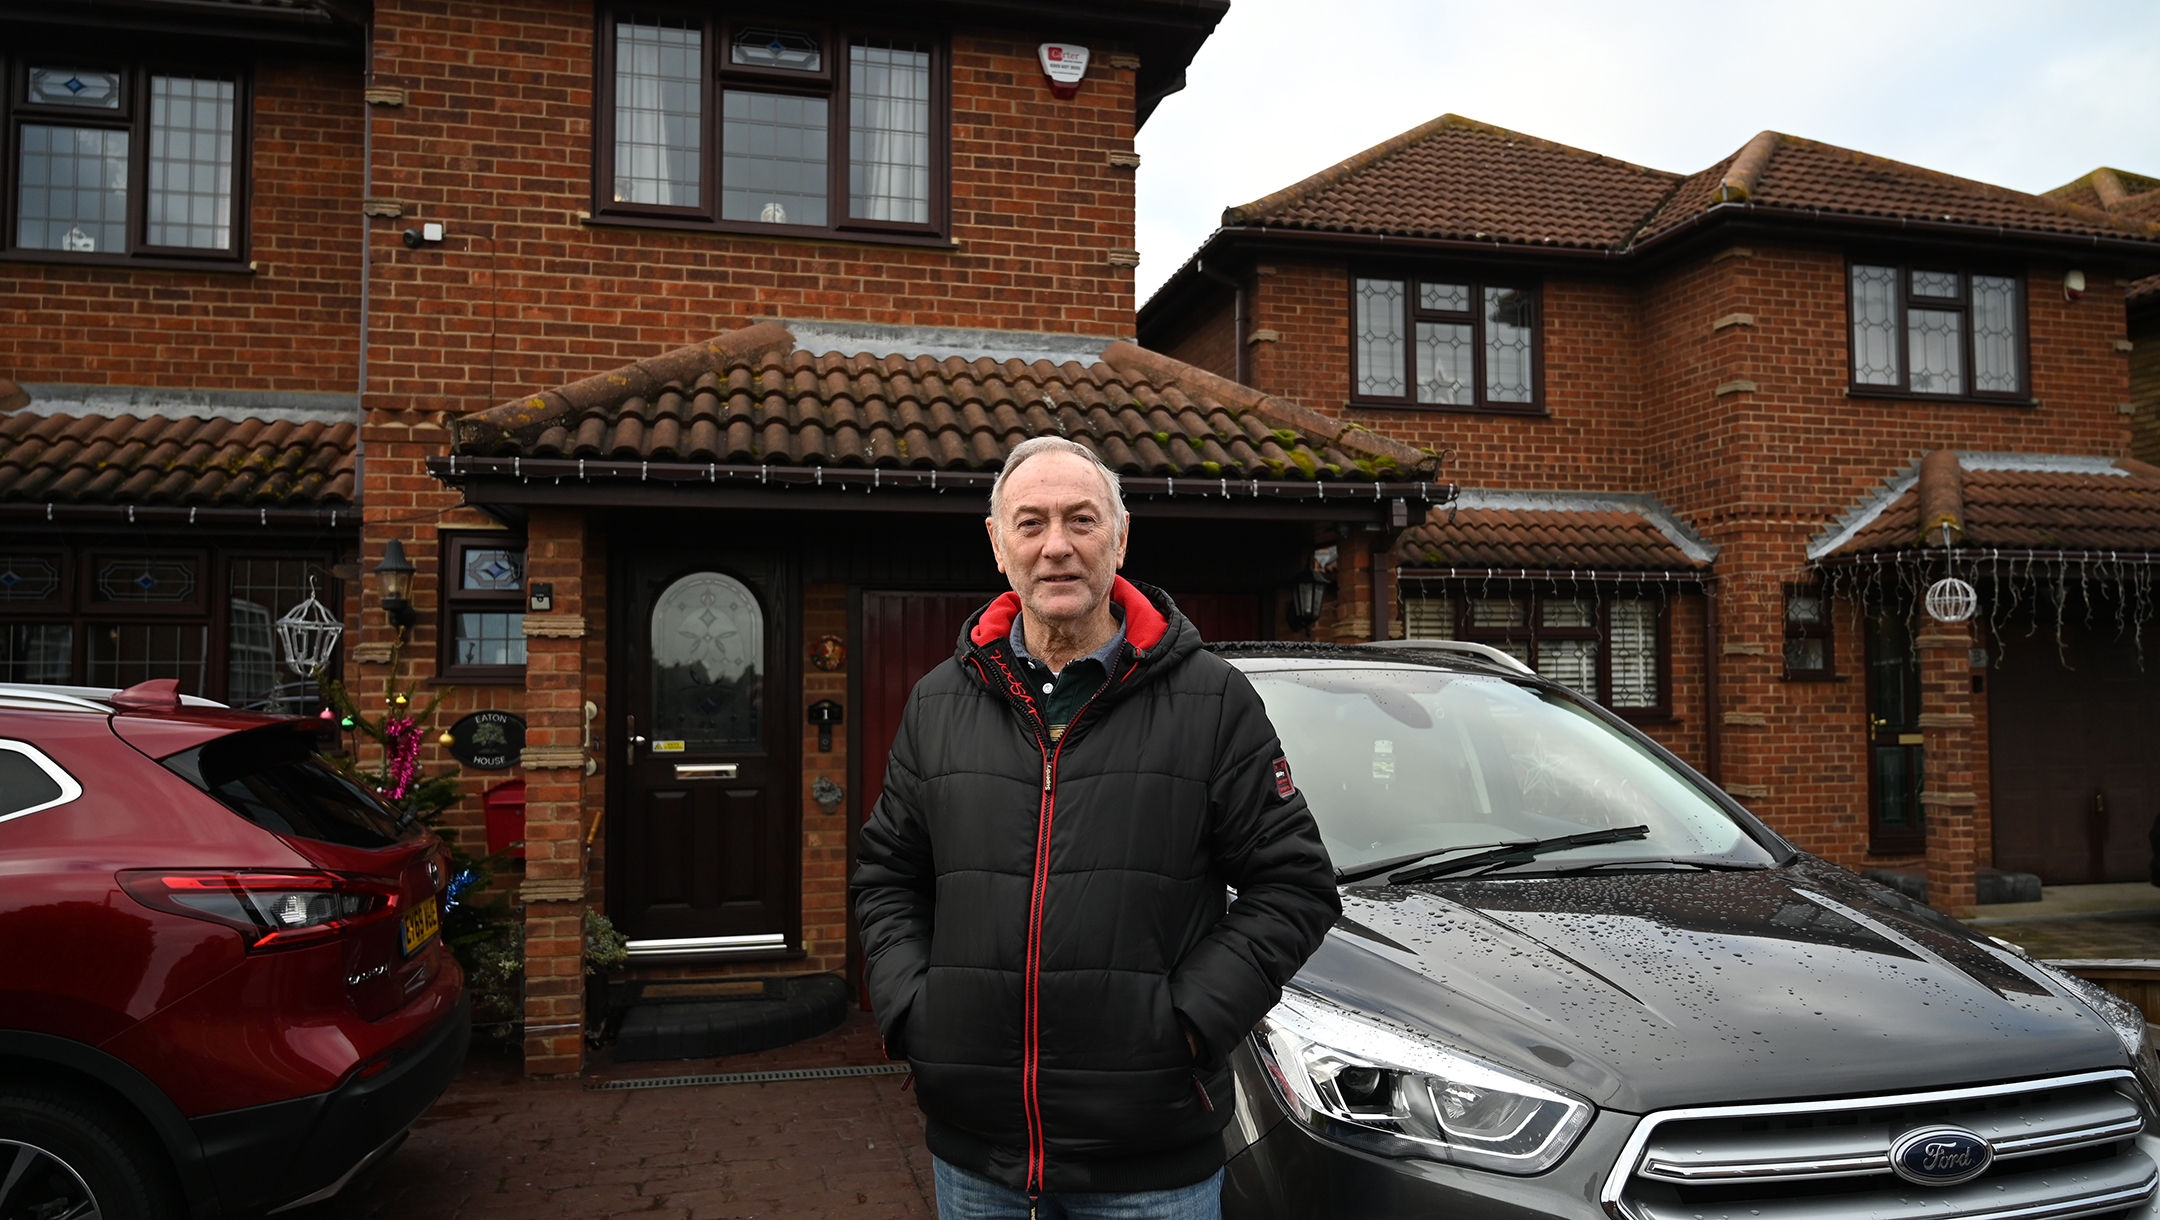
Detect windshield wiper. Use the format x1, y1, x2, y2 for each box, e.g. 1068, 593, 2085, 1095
1389, 825, 1651, 884
1541, 857, 1770, 876
1336, 839, 1537, 885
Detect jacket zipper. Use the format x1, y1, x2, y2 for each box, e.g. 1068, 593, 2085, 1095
1016, 657, 1118, 1199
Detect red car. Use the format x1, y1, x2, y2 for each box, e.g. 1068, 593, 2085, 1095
0, 679, 468, 1219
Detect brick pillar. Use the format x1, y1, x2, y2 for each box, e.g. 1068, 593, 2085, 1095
1332, 532, 1373, 642
802, 583, 850, 976
518, 507, 591, 1076
1918, 619, 1979, 919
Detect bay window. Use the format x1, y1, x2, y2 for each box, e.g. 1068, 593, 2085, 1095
1405, 590, 1667, 716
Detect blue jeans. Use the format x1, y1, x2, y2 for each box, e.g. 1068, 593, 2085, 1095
933, 1157, 1223, 1220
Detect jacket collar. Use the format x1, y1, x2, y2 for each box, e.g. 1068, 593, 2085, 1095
968, 577, 1170, 653
959, 579, 1187, 726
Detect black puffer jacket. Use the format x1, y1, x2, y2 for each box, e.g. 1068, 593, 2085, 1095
853, 579, 1339, 1194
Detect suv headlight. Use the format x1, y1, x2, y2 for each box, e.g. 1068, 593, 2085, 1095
1253, 990, 1593, 1174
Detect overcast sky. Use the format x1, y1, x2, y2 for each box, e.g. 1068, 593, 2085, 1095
1132, 0, 2160, 303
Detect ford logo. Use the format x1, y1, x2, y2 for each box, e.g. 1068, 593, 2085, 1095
1889, 1126, 1994, 1186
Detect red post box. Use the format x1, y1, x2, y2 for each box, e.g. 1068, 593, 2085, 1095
482, 779, 526, 859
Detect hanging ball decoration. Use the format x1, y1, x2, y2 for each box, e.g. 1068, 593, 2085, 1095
438, 730, 456, 747
394, 693, 409, 706
319, 707, 334, 720
339, 715, 357, 729
1925, 576, 1978, 624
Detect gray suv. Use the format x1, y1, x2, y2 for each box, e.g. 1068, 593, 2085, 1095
1215, 643, 2160, 1220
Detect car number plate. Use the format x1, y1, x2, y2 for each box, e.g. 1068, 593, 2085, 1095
401, 897, 440, 957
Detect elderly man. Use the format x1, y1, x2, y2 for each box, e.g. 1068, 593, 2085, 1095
852, 436, 1339, 1220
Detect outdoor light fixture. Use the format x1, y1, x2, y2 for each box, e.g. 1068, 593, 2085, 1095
375, 538, 418, 629
1287, 566, 1331, 632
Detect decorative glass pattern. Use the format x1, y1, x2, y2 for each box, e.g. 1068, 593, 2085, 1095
721, 91, 829, 225
1354, 279, 1406, 397
96, 557, 196, 603
1609, 599, 1658, 708
18, 125, 129, 253
1403, 595, 1455, 639
28, 68, 120, 108
1908, 308, 1963, 394
1784, 638, 1827, 672
462, 547, 524, 590
1536, 638, 1597, 696
0, 625, 73, 684
1414, 322, 1472, 405
651, 572, 764, 749
732, 26, 820, 71
1973, 275, 2020, 394
146, 76, 235, 250
1910, 270, 1959, 299
1850, 265, 1900, 386
1420, 282, 1470, 312
89, 623, 208, 695
0, 557, 62, 601
1484, 287, 1534, 403
613, 18, 702, 207
849, 40, 931, 224
1470, 598, 1527, 628
455, 613, 527, 667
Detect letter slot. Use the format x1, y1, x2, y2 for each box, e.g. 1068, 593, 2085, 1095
675, 763, 739, 780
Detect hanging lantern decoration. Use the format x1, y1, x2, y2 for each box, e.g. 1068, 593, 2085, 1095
1925, 576, 1978, 624
276, 580, 345, 677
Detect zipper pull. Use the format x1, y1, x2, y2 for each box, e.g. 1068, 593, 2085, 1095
1043, 759, 1052, 791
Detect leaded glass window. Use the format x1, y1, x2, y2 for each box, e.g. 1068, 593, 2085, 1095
1847, 262, 2024, 399
613, 18, 703, 207
1354, 278, 1407, 398
228, 558, 331, 713
1972, 275, 2021, 394
1783, 582, 1834, 678
1850, 264, 1900, 386
721, 91, 829, 225
10, 59, 248, 262
18, 125, 129, 253
732, 26, 820, 71
849, 40, 931, 224
89, 622, 208, 695
1353, 274, 1539, 409
146, 76, 236, 250
1608, 601, 1658, 708
1403, 588, 1665, 713
442, 533, 528, 679
0, 625, 72, 684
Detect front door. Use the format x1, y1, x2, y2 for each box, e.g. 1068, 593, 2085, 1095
616, 554, 797, 959
1866, 609, 1925, 855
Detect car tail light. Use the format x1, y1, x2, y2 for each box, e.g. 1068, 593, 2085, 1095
118, 870, 400, 951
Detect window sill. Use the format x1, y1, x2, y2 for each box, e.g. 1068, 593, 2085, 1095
1845, 387, 2035, 408
1345, 399, 1548, 418
0, 250, 255, 275
583, 212, 961, 250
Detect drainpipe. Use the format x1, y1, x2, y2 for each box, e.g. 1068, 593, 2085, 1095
1704, 581, 1721, 785
355, 22, 372, 507
1196, 258, 1245, 386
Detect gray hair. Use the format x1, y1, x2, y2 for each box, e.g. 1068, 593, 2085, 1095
988, 435, 1128, 540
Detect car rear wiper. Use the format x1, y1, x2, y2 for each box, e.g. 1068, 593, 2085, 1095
1335, 839, 1539, 885
1389, 825, 1651, 884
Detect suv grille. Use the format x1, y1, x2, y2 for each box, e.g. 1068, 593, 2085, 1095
1603, 1071, 2155, 1220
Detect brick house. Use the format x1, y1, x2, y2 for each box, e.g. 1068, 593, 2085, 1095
0, 0, 1473, 1076
2045, 168, 2160, 465
1141, 115, 2160, 919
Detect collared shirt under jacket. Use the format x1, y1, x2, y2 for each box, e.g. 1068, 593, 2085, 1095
851, 578, 1340, 1194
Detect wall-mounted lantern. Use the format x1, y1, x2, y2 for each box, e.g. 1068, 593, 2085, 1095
375, 538, 417, 629
1287, 566, 1331, 632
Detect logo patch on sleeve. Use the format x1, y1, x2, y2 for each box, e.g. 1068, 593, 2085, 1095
1271, 756, 1295, 798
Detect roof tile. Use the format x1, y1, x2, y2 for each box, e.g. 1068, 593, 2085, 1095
1392, 502, 1708, 571
0, 410, 355, 507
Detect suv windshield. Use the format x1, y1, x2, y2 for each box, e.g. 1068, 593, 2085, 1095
1241, 662, 1776, 879
163, 723, 418, 849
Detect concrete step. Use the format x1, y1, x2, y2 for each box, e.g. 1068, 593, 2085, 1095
1862, 866, 2043, 906
614, 974, 850, 1062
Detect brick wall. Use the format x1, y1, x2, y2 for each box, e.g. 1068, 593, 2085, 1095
2133, 306, 2159, 465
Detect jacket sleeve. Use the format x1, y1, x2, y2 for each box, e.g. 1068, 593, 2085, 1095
850, 688, 936, 1060
1168, 665, 1341, 1064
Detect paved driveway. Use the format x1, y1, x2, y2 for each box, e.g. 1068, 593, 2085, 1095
306, 1013, 935, 1220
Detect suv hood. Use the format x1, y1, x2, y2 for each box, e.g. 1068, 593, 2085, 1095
1303, 858, 2126, 1113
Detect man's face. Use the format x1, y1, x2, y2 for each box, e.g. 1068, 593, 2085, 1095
987, 452, 1129, 628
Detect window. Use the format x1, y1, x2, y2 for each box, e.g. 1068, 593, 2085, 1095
1783, 583, 1835, 679
597, 14, 945, 240
1404, 590, 1667, 715
4, 61, 248, 265
1848, 263, 2025, 399
1352, 275, 1540, 411
441, 533, 527, 681
0, 547, 335, 702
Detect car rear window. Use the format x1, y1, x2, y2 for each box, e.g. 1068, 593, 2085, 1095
162, 724, 418, 848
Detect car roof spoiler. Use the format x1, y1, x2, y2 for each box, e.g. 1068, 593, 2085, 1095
1360, 638, 1536, 676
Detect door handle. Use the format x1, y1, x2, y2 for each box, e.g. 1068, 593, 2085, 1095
1869, 716, 1887, 732
627, 714, 645, 762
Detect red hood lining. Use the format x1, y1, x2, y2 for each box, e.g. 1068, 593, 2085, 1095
968, 577, 1169, 652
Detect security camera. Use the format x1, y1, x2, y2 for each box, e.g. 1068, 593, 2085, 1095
401, 222, 445, 249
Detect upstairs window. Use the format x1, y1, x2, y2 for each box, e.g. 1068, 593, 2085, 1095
598, 13, 945, 240
3, 61, 247, 266
1848, 263, 2025, 400
1352, 275, 1540, 412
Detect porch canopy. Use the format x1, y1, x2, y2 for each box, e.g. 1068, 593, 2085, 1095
431, 321, 1450, 525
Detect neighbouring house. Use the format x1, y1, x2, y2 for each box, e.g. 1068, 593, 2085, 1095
1141, 115, 2160, 917
2046, 168, 2160, 467
0, 0, 1466, 1077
